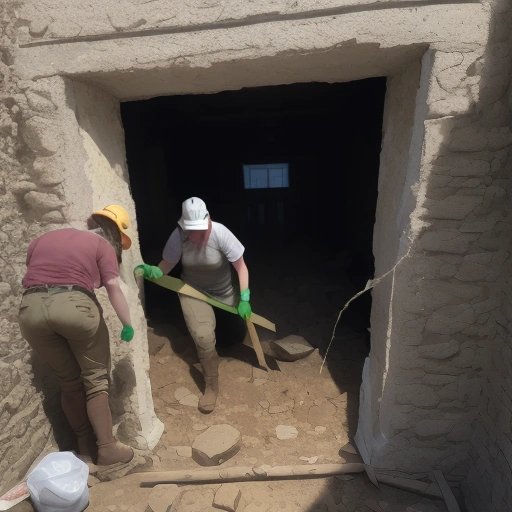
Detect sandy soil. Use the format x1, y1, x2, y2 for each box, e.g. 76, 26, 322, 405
84, 243, 449, 512
84, 328, 448, 512
11, 243, 450, 511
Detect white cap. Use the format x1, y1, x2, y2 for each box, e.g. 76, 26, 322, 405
178, 197, 209, 230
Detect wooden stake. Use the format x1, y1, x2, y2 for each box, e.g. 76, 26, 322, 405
246, 319, 270, 371
432, 470, 461, 512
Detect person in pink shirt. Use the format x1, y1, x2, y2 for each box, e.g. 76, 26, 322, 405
19, 205, 136, 466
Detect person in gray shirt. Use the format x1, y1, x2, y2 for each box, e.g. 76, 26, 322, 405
138, 197, 252, 413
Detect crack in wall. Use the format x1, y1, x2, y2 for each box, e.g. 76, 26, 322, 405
320, 246, 412, 374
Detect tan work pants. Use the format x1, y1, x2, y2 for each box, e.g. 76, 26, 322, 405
19, 289, 110, 398
179, 291, 246, 356
179, 294, 217, 357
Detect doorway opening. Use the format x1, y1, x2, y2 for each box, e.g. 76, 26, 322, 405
121, 77, 385, 467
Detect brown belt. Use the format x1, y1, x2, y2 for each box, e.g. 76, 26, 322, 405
23, 285, 97, 303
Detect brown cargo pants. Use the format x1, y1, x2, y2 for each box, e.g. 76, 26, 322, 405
19, 289, 110, 398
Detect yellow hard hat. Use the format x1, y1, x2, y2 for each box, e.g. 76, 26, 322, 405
92, 204, 132, 249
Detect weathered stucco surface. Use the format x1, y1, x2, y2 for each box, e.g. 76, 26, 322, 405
13, 71, 165, 456
16, 3, 484, 99
463, 2, 512, 509
0, 1, 54, 487
1, 0, 512, 510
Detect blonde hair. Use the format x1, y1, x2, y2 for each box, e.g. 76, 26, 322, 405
89, 217, 122, 263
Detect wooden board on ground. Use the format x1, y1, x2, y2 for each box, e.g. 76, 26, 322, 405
136, 462, 366, 487
432, 470, 461, 512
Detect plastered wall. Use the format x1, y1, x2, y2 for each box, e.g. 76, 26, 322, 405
356, 4, 512, 510
0, 2, 163, 490
0, 0, 55, 489
463, 2, 512, 509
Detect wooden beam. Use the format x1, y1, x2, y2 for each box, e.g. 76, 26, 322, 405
136, 463, 366, 487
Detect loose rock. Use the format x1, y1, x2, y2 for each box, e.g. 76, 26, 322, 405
148, 484, 180, 512
270, 335, 315, 361
213, 484, 242, 512
275, 425, 298, 440
192, 424, 241, 466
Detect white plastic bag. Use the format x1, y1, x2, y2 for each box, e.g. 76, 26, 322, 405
27, 452, 89, 512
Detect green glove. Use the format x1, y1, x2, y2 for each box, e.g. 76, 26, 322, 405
134, 263, 163, 280
237, 288, 252, 320
121, 325, 134, 342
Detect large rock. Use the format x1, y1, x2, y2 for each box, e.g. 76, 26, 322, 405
270, 335, 315, 361
213, 484, 241, 512
192, 425, 241, 466
148, 484, 180, 512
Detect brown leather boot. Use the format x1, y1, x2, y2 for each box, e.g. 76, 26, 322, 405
86, 393, 134, 465
61, 389, 97, 460
198, 353, 219, 414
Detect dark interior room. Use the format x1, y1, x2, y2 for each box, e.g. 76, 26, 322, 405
121, 78, 386, 352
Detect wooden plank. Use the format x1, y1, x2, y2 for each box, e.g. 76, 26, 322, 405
140, 273, 276, 332
374, 472, 443, 499
136, 462, 366, 487
246, 319, 270, 371
432, 470, 461, 512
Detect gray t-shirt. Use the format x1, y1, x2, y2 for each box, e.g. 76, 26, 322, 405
162, 221, 244, 304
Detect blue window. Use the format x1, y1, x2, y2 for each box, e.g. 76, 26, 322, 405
243, 163, 289, 189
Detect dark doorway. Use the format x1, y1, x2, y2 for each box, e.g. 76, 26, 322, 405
122, 78, 385, 353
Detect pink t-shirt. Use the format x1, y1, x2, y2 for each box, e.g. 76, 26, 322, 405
22, 228, 119, 291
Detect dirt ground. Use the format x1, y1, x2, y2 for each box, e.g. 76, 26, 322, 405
84, 242, 450, 512
10, 243, 450, 511
85, 334, 449, 512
